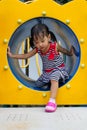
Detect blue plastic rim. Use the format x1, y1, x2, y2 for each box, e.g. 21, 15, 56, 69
7, 17, 81, 91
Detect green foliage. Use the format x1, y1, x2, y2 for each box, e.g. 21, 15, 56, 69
54, 0, 72, 4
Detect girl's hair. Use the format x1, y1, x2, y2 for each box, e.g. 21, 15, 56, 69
30, 23, 57, 48
49, 31, 57, 43
31, 23, 50, 39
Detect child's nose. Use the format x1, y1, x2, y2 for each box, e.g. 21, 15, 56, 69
39, 42, 43, 47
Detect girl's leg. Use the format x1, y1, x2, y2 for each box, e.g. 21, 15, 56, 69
45, 80, 58, 112
50, 80, 58, 100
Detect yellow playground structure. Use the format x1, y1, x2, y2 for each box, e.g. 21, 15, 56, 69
0, 0, 87, 105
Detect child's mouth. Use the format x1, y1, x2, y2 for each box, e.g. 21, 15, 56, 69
40, 47, 44, 50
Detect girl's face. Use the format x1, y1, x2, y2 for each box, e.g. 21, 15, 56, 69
34, 34, 50, 52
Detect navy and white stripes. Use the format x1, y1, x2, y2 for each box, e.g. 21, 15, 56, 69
35, 42, 69, 87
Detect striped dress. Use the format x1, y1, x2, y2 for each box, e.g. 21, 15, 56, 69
35, 42, 69, 87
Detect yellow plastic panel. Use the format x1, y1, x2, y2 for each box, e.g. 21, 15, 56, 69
0, 0, 87, 105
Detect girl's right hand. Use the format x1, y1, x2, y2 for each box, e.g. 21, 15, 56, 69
7, 47, 13, 57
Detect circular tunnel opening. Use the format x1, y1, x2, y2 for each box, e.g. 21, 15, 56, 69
7, 17, 80, 91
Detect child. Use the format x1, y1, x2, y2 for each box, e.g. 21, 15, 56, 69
7, 23, 74, 112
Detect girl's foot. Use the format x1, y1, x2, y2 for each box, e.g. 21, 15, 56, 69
45, 102, 57, 112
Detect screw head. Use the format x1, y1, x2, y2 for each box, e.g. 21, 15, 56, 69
3, 39, 8, 44
17, 19, 22, 24
4, 66, 8, 70
65, 19, 70, 24
80, 63, 85, 68
42, 11, 46, 16
66, 84, 71, 89
18, 85, 23, 90
79, 38, 84, 43
42, 93, 47, 97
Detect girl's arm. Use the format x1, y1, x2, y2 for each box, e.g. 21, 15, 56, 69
56, 43, 74, 56
7, 47, 37, 59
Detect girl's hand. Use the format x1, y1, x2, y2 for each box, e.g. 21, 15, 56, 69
70, 46, 75, 56
7, 47, 13, 57
70, 46, 79, 57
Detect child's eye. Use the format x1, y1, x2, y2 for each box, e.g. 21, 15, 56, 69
41, 40, 44, 42
34, 41, 38, 45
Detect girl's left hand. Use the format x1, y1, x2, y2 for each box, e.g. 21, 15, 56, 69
70, 46, 75, 56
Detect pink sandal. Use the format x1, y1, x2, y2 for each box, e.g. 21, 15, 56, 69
45, 102, 57, 112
